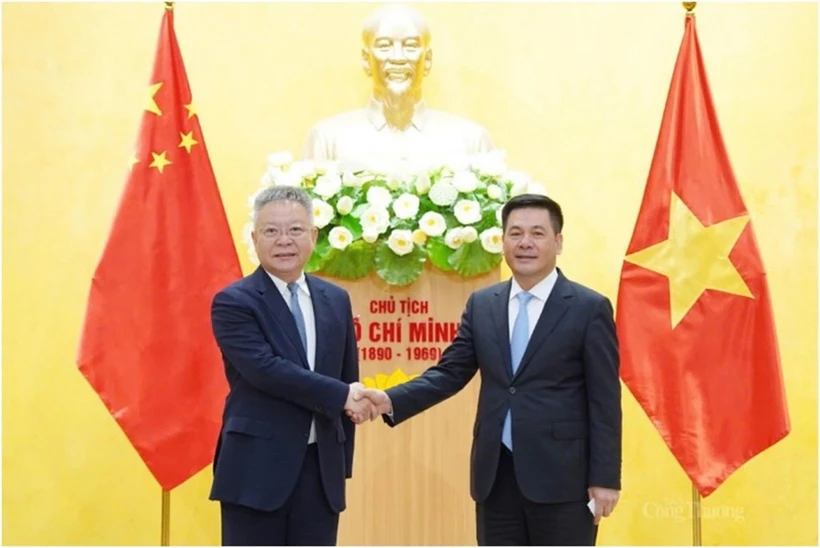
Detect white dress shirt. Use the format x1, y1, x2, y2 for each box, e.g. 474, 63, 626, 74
267, 271, 317, 444
508, 269, 559, 341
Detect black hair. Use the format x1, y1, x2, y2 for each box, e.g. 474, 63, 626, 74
501, 193, 563, 234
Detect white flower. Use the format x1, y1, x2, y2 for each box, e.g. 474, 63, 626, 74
362, 230, 379, 243
387, 229, 415, 256
444, 155, 471, 173
328, 226, 354, 250
527, 182, 547, 195
342, 172, 365, 188
336, 196, 354, 216
471, 149, 507, 177
360, 206, 390, 235
392, 193, 420, 220
366, 186, 393, 209
289, 160, 316, 180
314, 173, 343, 199
243, 222, 259, 265
414, 173, 431, 195
428, 180, 458, 207
506, 171, 532, 197
487, 184, 503, 200
480, 227, 504, 254
452, 171, 479, 193
454, 199, 482, 225
311, 199, 334, 229
444, 228, 465, 250
412, 229, 428, 245
260, 171, 274, 187
272, 170, 302, 187
267, 151, 293, 169
461, 226, 478, 243
418, 211, 447, 237
248, 190, 260, 209
312, 160, 339, 176
386, 172, 408, 191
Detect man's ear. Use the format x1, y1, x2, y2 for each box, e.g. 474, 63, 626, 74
361, 48, 372, 76
423, 48, 433, 76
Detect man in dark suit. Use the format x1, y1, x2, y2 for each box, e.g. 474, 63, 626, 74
209, 186, 374, 546
355, 194, 622, 545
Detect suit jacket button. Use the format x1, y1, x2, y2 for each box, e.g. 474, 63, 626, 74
509, 387, 516, 394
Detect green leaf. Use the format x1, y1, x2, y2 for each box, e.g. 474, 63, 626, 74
448, 240, 502, 277
340, 215, 363, 240
477, 205, 502, 231
305, 236, 332, 272
425, 237, 454, 271
350, 203, 369, 218
320, 240, 375, 279
374, 242, 427, 286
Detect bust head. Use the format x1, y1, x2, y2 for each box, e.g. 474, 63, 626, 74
361, 4, 432, 103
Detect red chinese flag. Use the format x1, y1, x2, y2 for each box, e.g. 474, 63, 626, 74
616, 14, 789, 496
77, 8, 242, 490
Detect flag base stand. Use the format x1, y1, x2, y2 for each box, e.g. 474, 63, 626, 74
161, 490, 170, 546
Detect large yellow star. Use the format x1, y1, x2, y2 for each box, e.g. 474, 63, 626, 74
178, 131, 198, 153
149, 151, 172, 173
624, 192, 753, 328
146, 83, 163, 116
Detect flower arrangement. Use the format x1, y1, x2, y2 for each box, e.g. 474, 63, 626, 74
244, 150, 546, 286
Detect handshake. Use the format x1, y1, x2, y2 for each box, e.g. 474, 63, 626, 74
344, 383, 392, 424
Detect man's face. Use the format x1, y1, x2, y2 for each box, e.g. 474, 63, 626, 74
502, 207, 563, 286
252, 200, 317, 283
362, 15, 430, 98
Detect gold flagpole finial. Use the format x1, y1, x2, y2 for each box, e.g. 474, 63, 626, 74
683, 2, 696, 13
165, 2, 174, 10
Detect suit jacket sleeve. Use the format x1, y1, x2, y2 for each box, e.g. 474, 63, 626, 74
384, 293, 480, 425
339, 293, 358, 479
584, 296, 622, 489
211, 289, 349, 419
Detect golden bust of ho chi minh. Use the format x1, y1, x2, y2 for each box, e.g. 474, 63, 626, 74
301, 4, 494, 168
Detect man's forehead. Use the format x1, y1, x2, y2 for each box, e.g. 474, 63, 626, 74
373, 19, 423, 40
508, 207, 552, 223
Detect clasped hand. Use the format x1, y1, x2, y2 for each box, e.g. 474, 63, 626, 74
344, 384, 391, 424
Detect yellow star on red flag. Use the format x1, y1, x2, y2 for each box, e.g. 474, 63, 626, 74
178, 131, 198, 153
146, 83, 163, 116
624, 192, 752, 328
149, 151, 172, 173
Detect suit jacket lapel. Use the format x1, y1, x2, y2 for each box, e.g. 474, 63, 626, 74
306, 275, 333, 375
513, 274, 572, 381
252, 267, 309, 368
491, 281, 513, 380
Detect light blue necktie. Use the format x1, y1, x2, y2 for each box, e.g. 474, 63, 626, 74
287, 282, 308, 354
502, 291, 534, 451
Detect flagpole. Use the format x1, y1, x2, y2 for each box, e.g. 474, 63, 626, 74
161, 489, 171, 545
690, 483, 702, 545
682, 5, 702, 544
158, 0, 174, 530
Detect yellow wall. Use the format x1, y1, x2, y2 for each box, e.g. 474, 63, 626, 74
3, 2, 816, 545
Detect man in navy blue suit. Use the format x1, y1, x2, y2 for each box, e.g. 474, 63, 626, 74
356, 194, 622, 545
209, 186, 374, 546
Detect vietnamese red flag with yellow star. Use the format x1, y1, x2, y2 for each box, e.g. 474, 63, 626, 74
616, 13, 789, 497
77, 7, 242, 491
